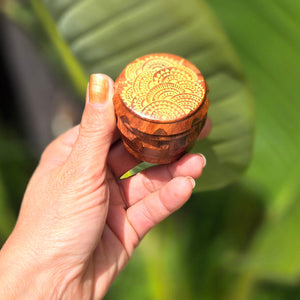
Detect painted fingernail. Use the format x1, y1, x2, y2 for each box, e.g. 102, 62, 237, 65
186, 176, 196, 189
89, 74, 109, 104
198, 153, 206, 167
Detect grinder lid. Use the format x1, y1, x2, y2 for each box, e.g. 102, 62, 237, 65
115, 53, 207, 124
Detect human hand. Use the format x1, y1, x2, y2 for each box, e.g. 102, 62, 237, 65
0, 74, 207, 299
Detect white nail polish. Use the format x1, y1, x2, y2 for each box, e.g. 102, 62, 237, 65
186, 176, 196, 188
198, 153, 206, 167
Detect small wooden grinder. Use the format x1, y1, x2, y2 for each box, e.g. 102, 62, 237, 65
113, 53, 209, 164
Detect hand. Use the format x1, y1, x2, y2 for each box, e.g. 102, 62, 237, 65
0, 74, 206, 299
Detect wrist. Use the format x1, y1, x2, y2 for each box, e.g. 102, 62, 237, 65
0, 233, 58, 299
0, 231, 90, 300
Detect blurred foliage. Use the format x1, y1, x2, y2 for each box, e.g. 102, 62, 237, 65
29, 0, 255, 191
1, 0, 300, 299
0, 129, 36, 245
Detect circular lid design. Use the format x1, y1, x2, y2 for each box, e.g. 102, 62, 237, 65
117, 54, 206, 122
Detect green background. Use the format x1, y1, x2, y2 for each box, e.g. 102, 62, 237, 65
1, 0, 300, 299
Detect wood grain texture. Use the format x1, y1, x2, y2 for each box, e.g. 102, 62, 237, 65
113, 53, 209, 164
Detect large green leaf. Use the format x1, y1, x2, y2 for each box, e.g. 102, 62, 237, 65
207, 0, 300, 197
207, 0, 300, 289
37, 0, 254, 191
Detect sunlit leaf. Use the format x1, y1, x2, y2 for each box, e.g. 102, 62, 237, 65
207, 0, 300, 196
39, 0, 254, 191
207, 0, 300, 286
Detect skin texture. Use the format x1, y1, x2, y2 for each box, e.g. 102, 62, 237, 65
0, 74, 207, 300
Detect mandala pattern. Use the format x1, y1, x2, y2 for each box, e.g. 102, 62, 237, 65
119, 55, 205, 121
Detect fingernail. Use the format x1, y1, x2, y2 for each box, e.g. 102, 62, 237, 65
186, 176, 196, 189
198, 153, 206, 167
89, 74, 109, 104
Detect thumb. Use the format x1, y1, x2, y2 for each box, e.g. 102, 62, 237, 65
65, 74, 115, 181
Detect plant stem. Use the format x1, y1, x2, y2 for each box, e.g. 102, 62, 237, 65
29, 0, 88, 97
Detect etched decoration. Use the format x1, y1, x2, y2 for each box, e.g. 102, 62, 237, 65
118, 54, 206, 121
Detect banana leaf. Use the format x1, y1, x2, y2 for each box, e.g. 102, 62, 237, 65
32, 0, 255, 191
